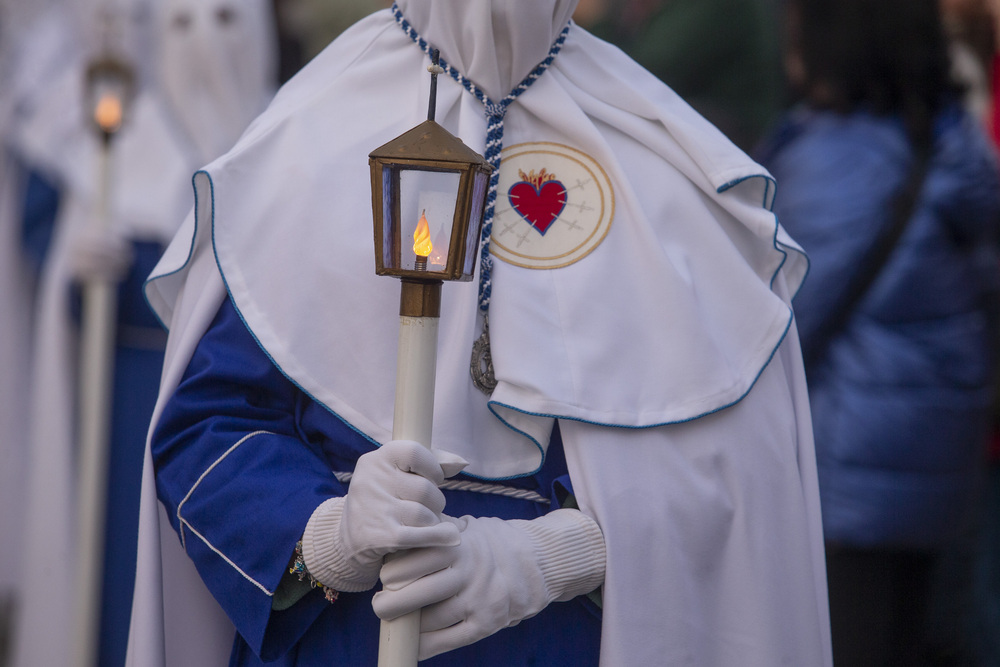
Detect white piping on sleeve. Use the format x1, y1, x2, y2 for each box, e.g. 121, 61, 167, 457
176, 430, 276, 596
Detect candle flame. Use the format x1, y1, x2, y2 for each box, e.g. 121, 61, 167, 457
94, 93, 123, 133
413, 209, 433, 258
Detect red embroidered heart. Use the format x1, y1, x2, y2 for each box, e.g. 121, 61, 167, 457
508, 180, 567, 235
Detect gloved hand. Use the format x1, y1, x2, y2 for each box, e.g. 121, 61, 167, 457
302, 440, 462, 593
372, 508, 606, 660
68, 226, 134, 283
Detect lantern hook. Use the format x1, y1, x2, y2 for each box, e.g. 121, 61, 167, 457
427, 49, 443, 122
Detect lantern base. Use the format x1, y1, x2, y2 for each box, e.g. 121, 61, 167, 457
399, 279, 442, 318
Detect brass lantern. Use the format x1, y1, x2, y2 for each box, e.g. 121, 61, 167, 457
84, 57, 135, 140
369, 121, 492, 283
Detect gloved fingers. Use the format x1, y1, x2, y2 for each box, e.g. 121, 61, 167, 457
350, 442, 448, 514
380, 440, 448, 486
389, 471, 448, 516
389, 521, 461, 552
342, 484, 443, 533
379, 545, 458, 590
371, 566, 462, 621
433, 449, 468, 478
418, 619, 488, 661
418, 598, 469, 633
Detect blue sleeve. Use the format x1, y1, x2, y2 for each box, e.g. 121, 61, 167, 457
151, 297, 346, 661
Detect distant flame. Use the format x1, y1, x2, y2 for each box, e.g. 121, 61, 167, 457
94, 93, 123, 133
413, 209, 433, 258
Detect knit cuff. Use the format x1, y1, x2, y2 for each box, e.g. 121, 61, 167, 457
515, 508, 606, 603
302, 497, 380, 593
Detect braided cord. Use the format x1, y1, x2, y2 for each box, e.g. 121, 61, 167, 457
391, 3, 570, 312
334, 471, 551, 505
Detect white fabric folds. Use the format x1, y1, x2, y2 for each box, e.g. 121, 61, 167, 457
131, 2, 831, 665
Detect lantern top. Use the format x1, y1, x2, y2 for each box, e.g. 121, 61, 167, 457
369, 120, 491, 169
85, 56, 134, 83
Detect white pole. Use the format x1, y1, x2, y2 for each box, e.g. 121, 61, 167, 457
378, 313, 440, 667
73, 136, 119, 667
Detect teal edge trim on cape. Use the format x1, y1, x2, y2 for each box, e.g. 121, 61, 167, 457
144, 169, 803, 482
141, 170, 207, 333
486, 312, 793, 431
716, 172, 811, 298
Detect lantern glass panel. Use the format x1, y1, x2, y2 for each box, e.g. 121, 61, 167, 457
399, 168, 460, 271
463, 170, 489, 277
381, 166, 394, 269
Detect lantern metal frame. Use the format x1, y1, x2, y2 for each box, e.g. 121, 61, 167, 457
369, 119, 492, 283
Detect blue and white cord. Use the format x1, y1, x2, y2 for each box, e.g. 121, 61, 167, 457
391, 3, 570, 314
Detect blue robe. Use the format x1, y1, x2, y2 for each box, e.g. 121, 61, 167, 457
151, 297, 601, 666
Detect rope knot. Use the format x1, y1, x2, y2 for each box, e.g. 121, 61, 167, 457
484, 101, 506, 121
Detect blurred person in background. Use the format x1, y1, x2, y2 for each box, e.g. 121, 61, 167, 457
941, 0, 995, 124
0, 1, 68, 662
756, 0, 1000, 664
7, 1, 277, 665
270, 0, 387, 81
971, 4, 1000, 666
575, 0, 785, 152
930, 4, 1000, 665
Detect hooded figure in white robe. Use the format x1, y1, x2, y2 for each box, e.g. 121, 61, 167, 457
0, 0, 76, 634
129, 1, 833, 665
10, 1, 276, 665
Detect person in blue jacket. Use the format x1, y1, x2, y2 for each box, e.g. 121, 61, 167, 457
757, 0, 1000, 664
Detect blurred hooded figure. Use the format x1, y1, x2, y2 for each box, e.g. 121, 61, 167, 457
0, 0, 71, 657
756, 0, 1000, 663
128, 1, 832, 665
159, 0, 277, 163
10, 1, 276, 665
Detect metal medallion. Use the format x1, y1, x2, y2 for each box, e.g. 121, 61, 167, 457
470, 315, 497, 394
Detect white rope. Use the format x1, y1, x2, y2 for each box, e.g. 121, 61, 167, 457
333, 471, 550, 505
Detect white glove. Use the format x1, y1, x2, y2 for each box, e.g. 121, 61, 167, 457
302, 440, 461, 593
68, 227, 133, 283
372, 508, 606, 660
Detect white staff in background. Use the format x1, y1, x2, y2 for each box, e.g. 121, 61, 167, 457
74, 56, 134, 667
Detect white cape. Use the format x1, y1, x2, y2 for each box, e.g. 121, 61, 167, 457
130, 2, 831, 665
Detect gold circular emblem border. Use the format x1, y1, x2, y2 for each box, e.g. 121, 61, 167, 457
490, 142, 614, 270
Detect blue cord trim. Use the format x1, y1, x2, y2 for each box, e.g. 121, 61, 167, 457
391, 2, 571, 313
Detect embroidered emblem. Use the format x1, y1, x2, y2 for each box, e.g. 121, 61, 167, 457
492, 143, 613, 270
508, 169, 567, 236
